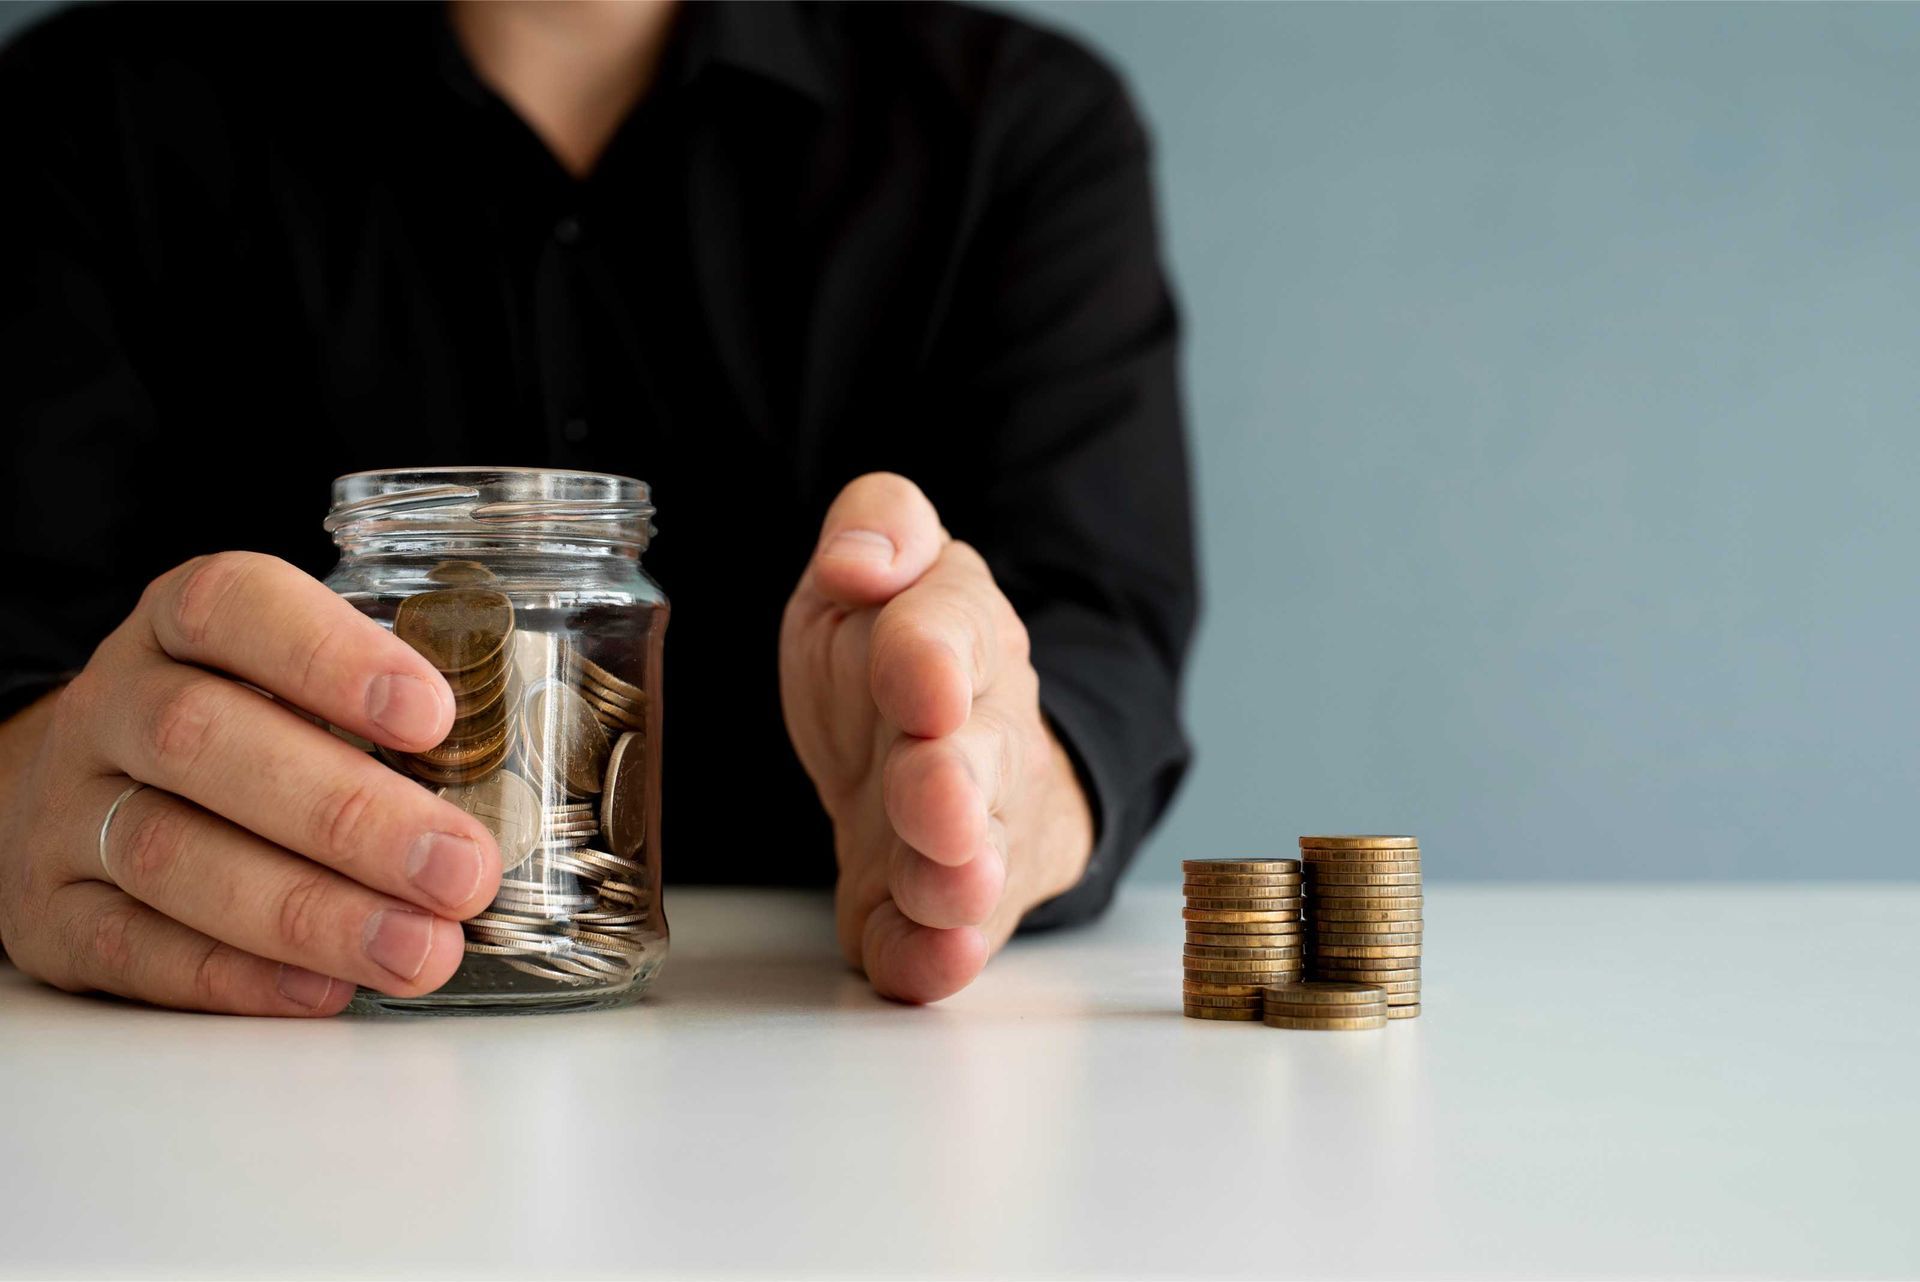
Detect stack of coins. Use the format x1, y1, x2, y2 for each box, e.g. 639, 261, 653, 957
1300, 836, 1422, 1019
1261, 980, 1388, 1030
1181, 858, 1304, 1021
386, 588, 517, 785
364, 568, 660, 991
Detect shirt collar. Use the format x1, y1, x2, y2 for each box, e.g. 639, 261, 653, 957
666, 1, 831, 104
428, 2, 832, 110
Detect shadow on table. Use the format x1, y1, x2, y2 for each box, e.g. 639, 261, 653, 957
647, 947, 901, 1016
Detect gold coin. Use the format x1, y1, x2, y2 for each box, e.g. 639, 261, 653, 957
426, 559, 499, 585
439, 769, 541, 872
1304, 886, 1424, 902
1309, 964, 1421, 981
1182, 858, 1301, 875
1258, 981, 1386, 1006
1186, 934, 1303, 951
1267, 1002, 1389, 1021
1373, 979, 1423, 995
1183, 1005, 1263, 1021
1385, 990, 1421, 1006
1304, 865, 1423, 881
583, 694, 646, 734
1309, 932, 1424, 948
1386, 1004, 1421, 1019
1181, 991, 1265, 1007
1186, 970, 1302, 987
393, 588, 515, 674
1183, 944, 1304, 960
1183, 918, 1303, 936
1297, 835, 1419, 850
569, 652, 648, 704
521, 679, 611, 797
1311, 943, 1422, 959
1182, 871, 1305, 890
1182, 909, 1302, 924
600, 731, 648, 859
1308, 906, 1425, 922
1182, 898, 1302, 913
1182, 949, 1302, 967
1263, 1012, 1389, 1031
1182, 882, 1301, 897
1310, 919, 1423, 934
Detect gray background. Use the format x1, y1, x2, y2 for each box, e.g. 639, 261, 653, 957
4, 2, 1916, 882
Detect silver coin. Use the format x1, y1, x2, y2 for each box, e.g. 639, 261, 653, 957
438, 770, 540, 872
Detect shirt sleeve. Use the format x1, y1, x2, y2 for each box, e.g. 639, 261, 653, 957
929, 30, 1200, 930
0, 11, 162, 721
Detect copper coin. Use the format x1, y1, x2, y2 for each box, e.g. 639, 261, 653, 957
1259, 981, 1386, 1006
393, 588, 515, 674
1297, 836, 1419, 851
1182, 858, 1300, 875
1263, 1012, 1389, 1031
1183, 1005, 1263, 1021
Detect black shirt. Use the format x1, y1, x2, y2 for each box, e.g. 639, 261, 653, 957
0, 1, 1196, 927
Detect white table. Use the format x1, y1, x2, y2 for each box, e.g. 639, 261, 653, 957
2, 884, 1916, 1279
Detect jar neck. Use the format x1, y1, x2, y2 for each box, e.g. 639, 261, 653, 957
331, 529, 645, 562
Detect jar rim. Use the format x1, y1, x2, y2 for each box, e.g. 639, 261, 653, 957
325, 466, 655, 547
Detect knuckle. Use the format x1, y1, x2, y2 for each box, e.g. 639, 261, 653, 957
166, 551, 270, 648
116, 802, 191, 892
85, 900, 144, 980
188, 939, 246, 1009
274, 871, 338, 953
308, 775, 383, 868
145, 677, 228, 773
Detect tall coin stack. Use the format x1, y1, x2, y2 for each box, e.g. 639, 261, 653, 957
386, 588, 517, 786
1181, 858, 1304, 1021
1300, 836, 1422, 1019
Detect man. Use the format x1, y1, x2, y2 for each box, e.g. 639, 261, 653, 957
0, 1, 1196, 1012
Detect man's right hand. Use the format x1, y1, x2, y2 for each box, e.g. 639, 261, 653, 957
0, 552, 503, 1015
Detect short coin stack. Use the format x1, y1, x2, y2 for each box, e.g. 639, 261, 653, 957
1181, 858, 1304, 1021
1261, 980, 1389, 1030
1300, 836, 1422, 1019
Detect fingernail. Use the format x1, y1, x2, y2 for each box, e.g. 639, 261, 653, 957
365, 673, 443, 744
276, 964, 336, 1011
822, 529, 896, 565
405, 832, 483, 910
362, 909, 435, 981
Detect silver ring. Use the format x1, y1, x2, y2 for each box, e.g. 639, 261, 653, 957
97, 781, 150, 881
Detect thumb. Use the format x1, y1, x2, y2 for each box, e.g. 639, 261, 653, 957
800, 472, 948, 609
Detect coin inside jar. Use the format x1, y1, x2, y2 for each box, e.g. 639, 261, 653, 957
438, 769, 541, 872
601, 730, 647, 859
393, 587, 515, 674
519, 678, 611, 797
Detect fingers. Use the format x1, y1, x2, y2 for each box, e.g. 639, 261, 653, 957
869, 541, 1022, 739
860, 899, 988, 1005
96, 783, 466, 997
132, 552, 453, 751
799, 473, 948, 609
888, 824, 1007, 930
82, 663, 502, 918
883, 711, 1024, 866
46, 879, 357, 1017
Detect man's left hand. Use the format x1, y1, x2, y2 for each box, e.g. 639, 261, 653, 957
779, 474, 1095, 1003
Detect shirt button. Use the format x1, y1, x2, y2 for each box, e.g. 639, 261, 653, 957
554, 216, 583, 247
562, 416, 590, 443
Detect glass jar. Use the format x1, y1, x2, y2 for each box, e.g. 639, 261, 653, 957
322, 467, 668, 1016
